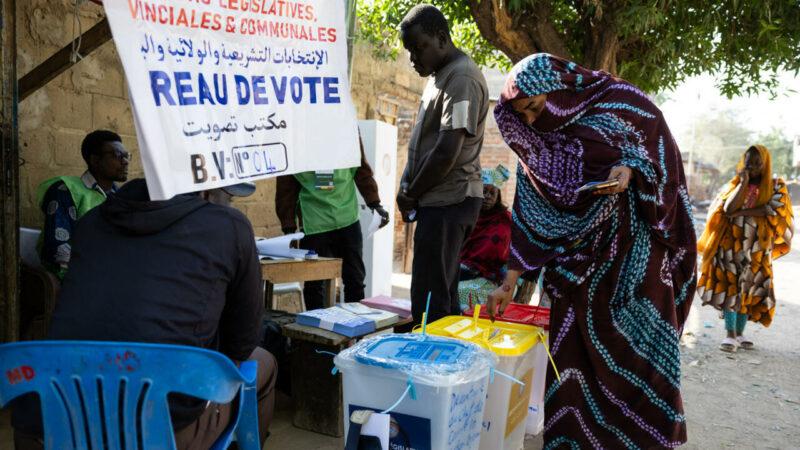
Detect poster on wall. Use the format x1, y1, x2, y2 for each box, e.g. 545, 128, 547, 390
103, 0, 360, 200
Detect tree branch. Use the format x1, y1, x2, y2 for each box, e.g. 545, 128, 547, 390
468, 0, 571, 63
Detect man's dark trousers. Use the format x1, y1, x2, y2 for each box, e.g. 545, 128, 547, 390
410, 197, 482, 324
300, 221, 366, 310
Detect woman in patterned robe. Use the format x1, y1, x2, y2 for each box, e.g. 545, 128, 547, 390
487, 54, 697, 448
697, 145, 793, 352
457, 166, 513, 310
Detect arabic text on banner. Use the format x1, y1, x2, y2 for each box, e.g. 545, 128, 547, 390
104, 0, 360, 199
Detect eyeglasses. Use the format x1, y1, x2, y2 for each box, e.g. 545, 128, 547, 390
101, 149, 131, 162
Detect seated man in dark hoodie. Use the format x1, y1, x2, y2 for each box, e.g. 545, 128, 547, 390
12, 179, 276, 450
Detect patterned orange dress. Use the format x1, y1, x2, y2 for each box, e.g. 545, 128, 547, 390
697, 146, 793, 326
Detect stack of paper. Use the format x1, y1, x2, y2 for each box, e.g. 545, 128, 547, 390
360, 296, 412, 319
256, 233, 308, 259
296, 307, 375, 338
337, 303, 399, 328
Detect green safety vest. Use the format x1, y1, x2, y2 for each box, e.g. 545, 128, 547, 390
36, 175, 107, 218
295, 168, 359, 235
35, 175, 108, 279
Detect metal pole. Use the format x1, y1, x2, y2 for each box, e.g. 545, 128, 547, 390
0, 0, 20, 343
345, 0, 357, 82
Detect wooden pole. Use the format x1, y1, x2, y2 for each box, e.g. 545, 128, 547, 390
0, 0, 20, 342
17, 17, 111, 101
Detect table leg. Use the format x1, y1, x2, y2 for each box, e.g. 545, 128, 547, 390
264, 281, 275, 310
290, 339, 344, 436
323, 278, 337, 307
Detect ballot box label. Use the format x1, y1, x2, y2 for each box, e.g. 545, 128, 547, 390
350, 404, 431, 450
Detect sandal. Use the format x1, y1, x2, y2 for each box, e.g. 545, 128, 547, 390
719, 337, 738, 353
736, 336, 754, 350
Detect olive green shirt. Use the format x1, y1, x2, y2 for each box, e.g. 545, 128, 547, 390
405, 53, 489, 207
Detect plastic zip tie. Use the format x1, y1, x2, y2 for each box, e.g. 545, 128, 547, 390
491, 368, 526, 388
314, 349, 340, 375
538, 330, 561, 382
379, 378, 416, 414
407, 377, 417, 400
421, 291, 432, 336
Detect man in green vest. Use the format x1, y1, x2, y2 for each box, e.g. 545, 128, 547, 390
36, 129, 129, 278
275, 141, 389, 310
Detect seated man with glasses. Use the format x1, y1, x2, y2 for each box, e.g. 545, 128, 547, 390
35, 129, 130, 278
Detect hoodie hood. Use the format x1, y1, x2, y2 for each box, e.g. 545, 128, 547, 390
100, 179, 207, 235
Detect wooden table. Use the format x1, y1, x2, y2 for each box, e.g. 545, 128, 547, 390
282, 317, 413, 437
260, 257, 342, 309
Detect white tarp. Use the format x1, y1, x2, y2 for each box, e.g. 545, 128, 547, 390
103, 0, 360, 199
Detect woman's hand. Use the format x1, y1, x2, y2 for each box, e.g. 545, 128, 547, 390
737, 168, 749, 184
486, 283, 514, 321
595, 166, 632, 195
727, 204, 774, 218
486, 269, 521, 320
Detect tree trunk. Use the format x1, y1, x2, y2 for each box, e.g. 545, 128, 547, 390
582, 5, 620, 74
468, 0, 620, 74
468, 0, 571, 63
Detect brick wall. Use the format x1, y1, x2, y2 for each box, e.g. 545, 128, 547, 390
482, 101, 519, 207
18, 2, 137, 229
15, 2, 517, 268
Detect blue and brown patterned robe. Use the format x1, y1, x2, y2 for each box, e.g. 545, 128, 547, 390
494, 54, 697, 448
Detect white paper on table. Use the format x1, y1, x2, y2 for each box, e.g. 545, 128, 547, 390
338, 303, 378, 315
365, 210, 382, 239
361, 412, 390, 450
256, 233, 308, 259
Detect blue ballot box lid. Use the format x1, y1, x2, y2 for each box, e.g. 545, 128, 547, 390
354, 334, 476, 372
336, 333, 498, 385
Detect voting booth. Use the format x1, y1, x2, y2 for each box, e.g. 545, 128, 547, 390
357, 120, 398, 298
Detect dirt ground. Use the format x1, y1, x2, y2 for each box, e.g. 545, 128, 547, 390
678, 243, 800, 449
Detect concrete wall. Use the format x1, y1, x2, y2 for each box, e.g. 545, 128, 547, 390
16, 2, 518, 264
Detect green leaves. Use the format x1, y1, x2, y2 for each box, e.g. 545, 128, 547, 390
356, 0, 510, 69
356, 0, 800, 97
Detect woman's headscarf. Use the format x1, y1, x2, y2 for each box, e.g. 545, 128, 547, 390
698, 144, 788, 262
495, 55, 622, 207
494, 54, 696, 271
725, 145, 774, 206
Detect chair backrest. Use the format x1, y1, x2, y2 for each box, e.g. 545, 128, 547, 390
0, 341, 248, 450
19, 228, 42, 268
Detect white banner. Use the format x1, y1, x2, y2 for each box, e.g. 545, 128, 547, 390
103, 0, 360, 200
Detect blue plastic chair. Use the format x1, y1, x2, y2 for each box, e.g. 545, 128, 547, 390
0, 341, 261, 450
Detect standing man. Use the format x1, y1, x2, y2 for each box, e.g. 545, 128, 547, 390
36, 130, 129, 278
397, 4, 489, 324
275, 140, 390, 310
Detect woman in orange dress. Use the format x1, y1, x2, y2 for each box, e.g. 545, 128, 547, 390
697, 145, 793, 352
